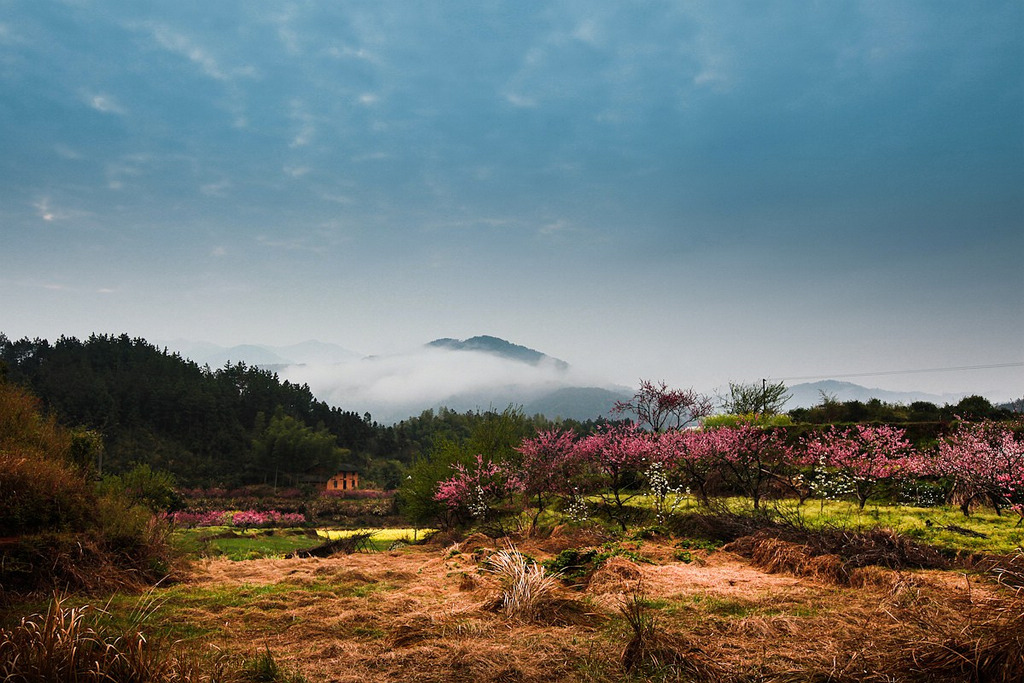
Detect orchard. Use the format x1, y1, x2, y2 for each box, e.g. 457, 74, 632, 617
431, 381, 1024, 530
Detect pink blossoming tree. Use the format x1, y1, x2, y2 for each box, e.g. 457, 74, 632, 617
613, 379, 714, 433
705, 425, 798, 510
514, 428, 580, 528
575, 424, 654, 529
804, 425, 917, 510
932, 420, 1024, 519
434, 454, 514, 521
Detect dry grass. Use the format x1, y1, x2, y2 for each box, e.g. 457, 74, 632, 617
481, 541, 591, 626
0, 592, 170, 682
7, 531, 1024, 682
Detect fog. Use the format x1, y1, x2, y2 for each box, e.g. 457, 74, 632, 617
278, 347, 609, 423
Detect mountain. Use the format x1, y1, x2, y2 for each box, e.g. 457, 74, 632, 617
426, 335, 569, 370
783, 380, 966, 410
523, 386, 632, 421
160, 339, 361, 368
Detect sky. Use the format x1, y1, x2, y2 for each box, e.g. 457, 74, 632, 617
1, 1, 1022, 405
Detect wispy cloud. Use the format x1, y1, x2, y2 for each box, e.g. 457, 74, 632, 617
539, 219, 575, 236
256, 233, 327, 253
283, 165, 311, 178
87, 93, 127, 115
31, 196, 94, 223
34, 198, 56, 222
144, 23, 255, 82
289, 99, 316, 148
321, 193, 354, 205
53, 144, 82, 160
104, 155, 153, 191
502, 91, 537, 108
200, 179, 231, 197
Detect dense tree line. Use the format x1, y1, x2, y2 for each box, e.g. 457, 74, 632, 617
787, 393, 1015, 425
0, 334, 379, 486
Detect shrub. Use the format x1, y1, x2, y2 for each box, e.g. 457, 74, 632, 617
545, 542, 650, 582
0, 381, 177, 593
97, 463, 182, 513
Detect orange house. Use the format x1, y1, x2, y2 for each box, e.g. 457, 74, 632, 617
326, 468, 359, 492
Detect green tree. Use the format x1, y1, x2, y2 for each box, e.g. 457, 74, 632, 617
721, 380, 791, 416
253, 409, 343, 489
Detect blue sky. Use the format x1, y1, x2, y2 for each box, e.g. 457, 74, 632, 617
1, 1, 1022, 402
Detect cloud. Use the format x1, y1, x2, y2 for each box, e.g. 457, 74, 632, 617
283, 165, 311, 178
200, 179, 231, 197
539, 219, 573, 236
87, 93, 127, 115
34, 198, 56, 222
144, 23, 255, 82
289, 99, 316, 148
256, 234, 325, 253
278, 347, 598, 421
32, 197, 91, 223
53, 144, 82, 160
502, 91, 537, 108
321, 193, 354, 205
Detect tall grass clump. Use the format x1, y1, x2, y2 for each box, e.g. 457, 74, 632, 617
484, 542, 563, 622
240, 646, 308, 683
618, 582, 720, 681
0, 593, 171, 682
0, 593, 306, 683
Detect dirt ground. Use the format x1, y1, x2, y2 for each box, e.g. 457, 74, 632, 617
174, 530, 1022, 683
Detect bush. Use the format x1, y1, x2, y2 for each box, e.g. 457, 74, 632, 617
703, 413, 794, 428
0, 381, 178, 593
97, 463, 182, 513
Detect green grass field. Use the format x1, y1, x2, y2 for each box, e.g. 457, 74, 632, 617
628, 494, 1024, 554
173, 527, 436, 560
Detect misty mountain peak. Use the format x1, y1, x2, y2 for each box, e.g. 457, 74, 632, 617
427, 335, 569, 370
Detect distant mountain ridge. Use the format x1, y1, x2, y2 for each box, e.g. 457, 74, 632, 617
782, 380, 966, 410
426, 335, 569, 370
160, 339, 361, 368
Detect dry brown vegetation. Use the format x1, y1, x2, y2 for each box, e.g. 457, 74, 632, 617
32, 527, 1006, 683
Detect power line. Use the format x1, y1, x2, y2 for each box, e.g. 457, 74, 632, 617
776, 361, 1024, 383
